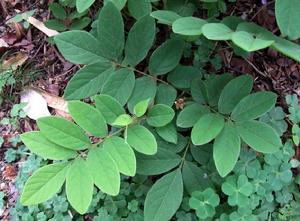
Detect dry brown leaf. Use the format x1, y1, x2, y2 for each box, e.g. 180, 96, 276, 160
26, 17, 59, 37
2, 52, 28, 70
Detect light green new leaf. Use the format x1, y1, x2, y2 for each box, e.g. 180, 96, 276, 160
177, 103, 210, 128
54, 31, 106, 64
87, 147, 120, 195
76, 0, 95, 13
218, 75, 253, 114
66, 158, 93, 214
156, 123, 178, 144
149, 39, 185, 76
231, 91, 277, 121
94, 94, 125, 124
127, 76, 157, 113
150, 10, 181, 25
101, 68, 135, 105
144, 169, 183, 221
172, 17, 207, 36
127, 125, 157, 155
191, 113, 225, 145
64, 62, 113, 100
136, 148, 181, 175
21, 132, 77, 160
37, 116, 90, 150
21, 163, 69, 205
275, 0, 300, 40
202, 23, 233, 40
97, 2, 124, 60
68, 101, 107, 137
112, 114, 133, 126
155, 84, 177, 107
133, 99, 150, 117
213, 123, 240, 177
232, 31, 274, 52
128, 0, 152, 20
236, 120, 282, 153
146, 104, 175, 127
124, 15, 155, 66
103, 136, 136, 176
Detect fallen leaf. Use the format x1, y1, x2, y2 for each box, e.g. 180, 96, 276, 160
26, 17, 58, 37
2, 52, 28, 70
3, 165, 17, 180
0, 38, 9, 53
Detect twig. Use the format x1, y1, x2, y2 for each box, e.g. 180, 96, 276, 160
250, 0, 275, 21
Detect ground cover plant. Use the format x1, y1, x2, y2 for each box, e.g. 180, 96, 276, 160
2, 0, 300, 220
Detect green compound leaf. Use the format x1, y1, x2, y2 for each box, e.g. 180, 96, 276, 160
54, 31, 107, 65
213, 123, 241, 177
146, 104, 175, 127
37, 116, 90, 150
275, 0, 300, 40
189, 188, 220, 219
87, 147, 120, 195
136, 148, 181, 175
21, 132, 77, 160
64, 62, 113, 100
94, 94, 125, 124
232, 31, 274, 52
202, 23, 233, 40
101, 68, 135, 105
236, 120, 282, 153
97, 2, 124, 60
127, 76, 157, 113
68, 101, 107, 138
218, 75, 253, 114
172, 17, 207, 36
76, 0, 95, 13
150, 10, 181, 25
124, 15, 156, 67
231, 91, 277, 121
144, 169, 183, 221
103, 136, 136, 176
149, 39, 185, 76
66, 158, 93, 214
127, 125, 157, 155
133, 99, 150, 117
191, 113, 225, 145
177, 103, 210, 128
21, 163, 69, 205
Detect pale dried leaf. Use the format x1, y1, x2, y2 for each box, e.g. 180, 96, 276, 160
2, 53, 28, 70
26, 17, 59, 37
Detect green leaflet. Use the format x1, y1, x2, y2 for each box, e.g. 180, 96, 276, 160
101, 68, 135, 105
213, 123, 241, 177
49, 3, 66, 20
146, 104, 175, 127
94, 94, 125, 124
112, 114, 133, 126
149, 39, 185, 76
103, 136, 136, 176
136, 148, 181, 175
231, 92, 277, 121
21, 163, 69, 205
37, 116, 90, 150
68, 101, 108, 137
133, 99, 150, 117
104, 0, 127, 10
64, 62, 113, 100
236, 120, 282, 153
127, 76, 157, 113
275, 0, 300, 40
177, 103, 210, 128
168, 65, 202, 89
202, 23, 233, 40
150, 10, 181, 25
218, 75, 253, 114
155, 84, 177, 107
126, 125, 157, 155
172, 17, 207, 36
144, 169, 183, 221
21, 132, 77, 160
97, 2, 124, 60
54, 31, 106, 65
76, 0, 95, 13
191, 113, 225, 145
128, 0, 152, 20
156, 133, 187, 153
66, 158, 93, 214
87, 147, 120, 195
156, 123, 178, 144
124, 15, 156, 67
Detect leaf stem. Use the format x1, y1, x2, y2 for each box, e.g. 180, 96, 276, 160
179, 141, 191, 169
